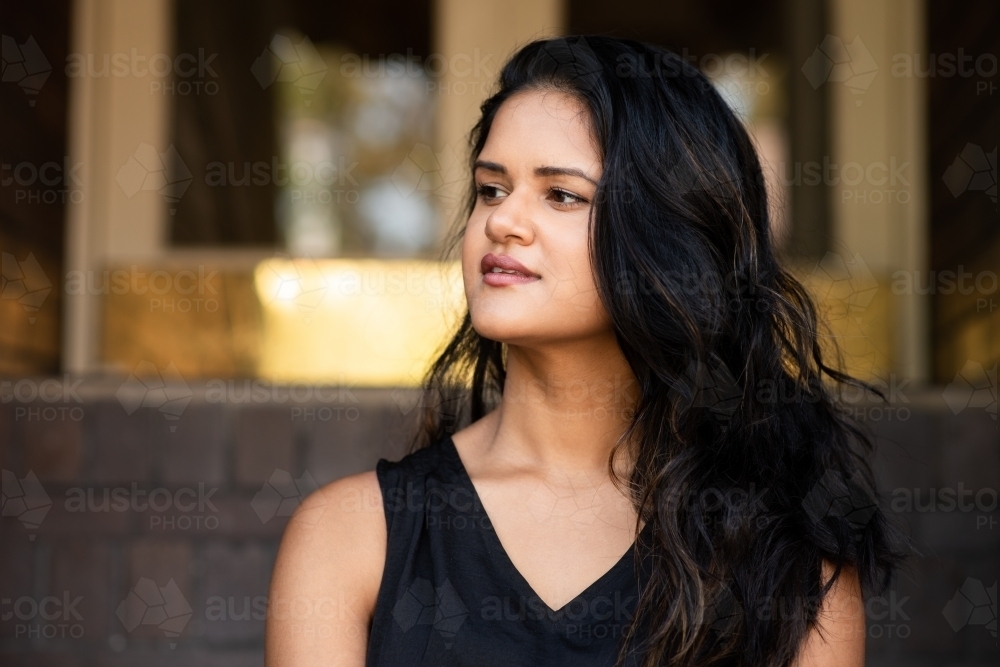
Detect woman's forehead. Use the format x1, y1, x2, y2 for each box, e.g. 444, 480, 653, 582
480, 89, 600, 177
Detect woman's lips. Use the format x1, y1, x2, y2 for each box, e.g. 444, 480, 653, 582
480, 252, 540, 286
482, 270, 540, 286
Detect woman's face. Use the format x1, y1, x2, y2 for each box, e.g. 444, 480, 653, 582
462, 88, 608, 346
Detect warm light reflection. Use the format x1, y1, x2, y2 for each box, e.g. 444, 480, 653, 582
253, 257, 465, 386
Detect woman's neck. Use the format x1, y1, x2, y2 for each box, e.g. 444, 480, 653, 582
482, 334, 640, 475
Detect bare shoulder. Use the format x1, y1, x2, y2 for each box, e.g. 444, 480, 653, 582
265, 471, 386, 667
791, 561, 866, 667
277, 470, 386, 558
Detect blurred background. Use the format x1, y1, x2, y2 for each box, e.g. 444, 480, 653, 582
1, 0, 997, 665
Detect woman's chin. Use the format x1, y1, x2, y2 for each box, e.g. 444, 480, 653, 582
470, 314, 536, 344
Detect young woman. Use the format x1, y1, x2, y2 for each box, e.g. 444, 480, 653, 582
266, 36, 905, 667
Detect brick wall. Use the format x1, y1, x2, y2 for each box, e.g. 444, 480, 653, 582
0, 381, 418, 666
1, 381, 997, 666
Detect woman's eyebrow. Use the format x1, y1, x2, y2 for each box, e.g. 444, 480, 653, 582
534, 165, 598, 186
473, 160, 506, 175
473, 160, 597, 186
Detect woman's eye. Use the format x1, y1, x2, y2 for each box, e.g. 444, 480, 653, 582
550, 188, 587, 206
475, 184, 587, 206
476, 184, 506, 202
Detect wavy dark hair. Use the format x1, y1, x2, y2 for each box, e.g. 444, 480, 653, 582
409, 36, 907, 667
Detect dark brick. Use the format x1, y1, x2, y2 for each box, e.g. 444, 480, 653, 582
203, 496, 289, 540
136, 484, 226, 537
158, 405, 228, 485
0, 403, 14, 471
0, 538, 34, 639
234, 408, 294, 487
17, 418, 83, 483
41, 493, 135, 536
918, 511, 1000, 552
93, 648, 263, 667
0, 652, 82, 667
84, 403, 164, 484
50, 539, 114, 639
122, 540, 193, 642
903, 556, 982, 655
195, 542, 273, 643
303, 400, 411, 485
939, 412, 1000, 490
872, 408, 941, 492
869, 651, 930, 667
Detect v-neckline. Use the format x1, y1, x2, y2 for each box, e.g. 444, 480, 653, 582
442, 433, 646, 616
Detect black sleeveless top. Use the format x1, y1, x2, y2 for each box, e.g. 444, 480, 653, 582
366, 433, 652, 666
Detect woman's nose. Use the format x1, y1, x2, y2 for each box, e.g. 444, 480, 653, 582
484, 189, 535, 245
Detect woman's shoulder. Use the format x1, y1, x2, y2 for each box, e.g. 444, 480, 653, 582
273, 470, 386, 580
266, 470, 387, 662
272, 435, 455, 570
266, 438, 454, 621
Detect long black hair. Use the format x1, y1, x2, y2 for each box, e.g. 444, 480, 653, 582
410, 36, 907, 667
